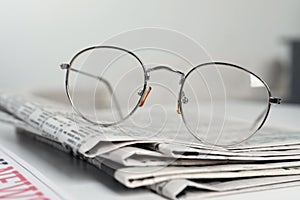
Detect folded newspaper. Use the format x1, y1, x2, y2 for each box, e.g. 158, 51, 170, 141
1, 92, 300, 199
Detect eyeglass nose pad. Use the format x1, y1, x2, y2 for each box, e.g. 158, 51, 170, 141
176, 103, 181, 114
177, 92, 189, 114
139, 86, 152, 107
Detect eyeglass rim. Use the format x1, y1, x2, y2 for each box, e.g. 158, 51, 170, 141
178, 61, 273, 147
65, 45, 148, 126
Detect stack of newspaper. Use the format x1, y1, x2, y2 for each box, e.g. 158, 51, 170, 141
1, 92, 300, 200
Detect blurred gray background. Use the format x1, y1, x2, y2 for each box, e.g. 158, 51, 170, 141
0, 0, 299, 102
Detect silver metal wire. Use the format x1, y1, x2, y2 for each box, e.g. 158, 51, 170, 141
60, 45, 281, 147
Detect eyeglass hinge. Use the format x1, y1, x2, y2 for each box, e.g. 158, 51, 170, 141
269, 97, 281, 104
60, 63, 70, 70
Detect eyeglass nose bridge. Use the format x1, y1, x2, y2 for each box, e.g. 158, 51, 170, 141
142, 65, 187, 112
146, 65, 185, 78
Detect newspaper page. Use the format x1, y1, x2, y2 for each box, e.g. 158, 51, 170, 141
0, 146, 68, 200
1, 92, 300, 199
15, 127, 300, 188
15, 124, 300, 192
1, 92, 300, 156
149, 176, 300, 200
0, 93, 146, 156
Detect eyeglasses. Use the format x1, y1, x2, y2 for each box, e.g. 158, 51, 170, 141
60, 45, 281, 147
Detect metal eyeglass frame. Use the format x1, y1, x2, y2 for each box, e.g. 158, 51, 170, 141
60, 45, 281, 147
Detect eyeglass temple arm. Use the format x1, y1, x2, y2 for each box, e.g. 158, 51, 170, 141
60, 64, 124, 119
250, 97, 281, 130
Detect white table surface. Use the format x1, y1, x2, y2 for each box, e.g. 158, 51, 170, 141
1, 103, 300, 200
